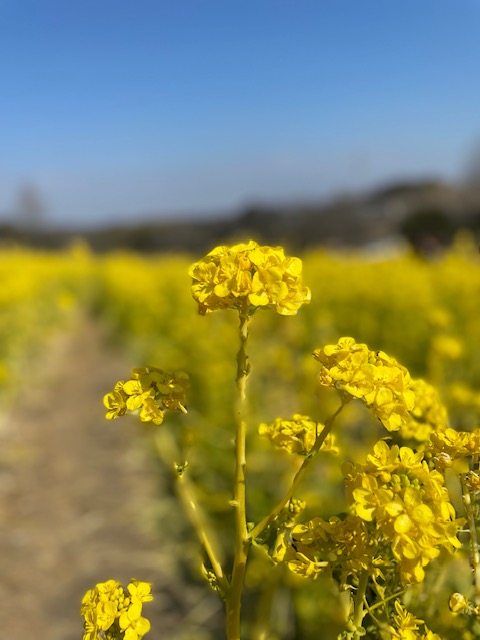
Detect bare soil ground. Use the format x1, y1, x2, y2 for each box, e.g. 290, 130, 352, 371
0, 316, 222, 640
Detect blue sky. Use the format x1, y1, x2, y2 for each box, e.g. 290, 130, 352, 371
1, 0, 479, 227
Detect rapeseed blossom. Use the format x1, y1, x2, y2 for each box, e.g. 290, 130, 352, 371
388, 601, 442, 640
429, 427, 480, 464
258, 414, 338, 456
277, 440, 462, 587
103, 367, 189, 425
188, 240, 311, 315
274, 514, 383, 586
81, 579, 153, 640
314, 337, 416, 431
344, 440, 462, 584
449, 592, 470, 614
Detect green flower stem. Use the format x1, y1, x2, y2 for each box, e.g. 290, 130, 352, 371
352, 570, 369, 638
153, 432, 229, 595
226, 311, 252, 640
248, 401, 346, 542
461, 471, 480, 597
176, 472, 230, 594
365, 588, 406, 613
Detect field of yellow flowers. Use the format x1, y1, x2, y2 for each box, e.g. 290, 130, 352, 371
2, 235, 480, 639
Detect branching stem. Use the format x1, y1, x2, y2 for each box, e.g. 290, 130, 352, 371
248, 400, 346, 542
352, 570, 369, 639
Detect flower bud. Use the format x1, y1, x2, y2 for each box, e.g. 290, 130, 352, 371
449, 592, 469, 613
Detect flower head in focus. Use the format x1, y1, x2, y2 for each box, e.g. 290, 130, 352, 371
343, 440, 463, 585
188, 240, 311, 316
80, 579, 153, 640
314, 337, 415, 432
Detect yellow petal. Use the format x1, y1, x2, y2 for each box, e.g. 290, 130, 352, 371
394, 514, 413, 533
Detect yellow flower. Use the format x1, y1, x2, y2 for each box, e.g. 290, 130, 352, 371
123, 379, 155, 411
275, 514, 382, 587
119, 602, 151, 640
429, 427, 480, 462
387, 600, 443, 639
258, 414, 338, 456
82, 609, 97, 640
128, 580, 154, 604
344, 441, 463, 585
314, 338, 415, 432
449, 592, 470, 614
103, 367, 188, 425
103, 382, 128, 420
388, 600, 423, 640
189, 241, 311, 315
81, 579, 153, 640
81, 580, 123, 638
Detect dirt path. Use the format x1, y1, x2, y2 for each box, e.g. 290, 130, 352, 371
0, 316, 222, 640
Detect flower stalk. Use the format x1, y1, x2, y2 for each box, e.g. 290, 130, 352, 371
248, 400, 346, 542
226, 309, 252, 639
152, 431, 229, 595
352, 570, 369, 639
461, 467, 480, 599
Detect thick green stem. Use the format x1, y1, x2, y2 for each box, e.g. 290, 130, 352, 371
248, 401, 346, 542
352, 571, 369, 638
226, 311, 252, 640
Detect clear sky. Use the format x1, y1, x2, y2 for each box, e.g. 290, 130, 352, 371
1, 0, 479, 227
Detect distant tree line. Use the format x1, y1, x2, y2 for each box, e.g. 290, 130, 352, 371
2, 179, 480, 255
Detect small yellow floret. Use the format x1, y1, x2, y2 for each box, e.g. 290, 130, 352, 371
258, 414, 339, 456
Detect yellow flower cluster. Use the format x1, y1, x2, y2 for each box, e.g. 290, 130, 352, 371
103, 367, 189, 425
399, 379, 448, 443
388, 600, 441, 640
274, 514, 381, 586
188, 240, 311, 316
81, 579, 153, 640
344, 440, 462, 584
314, 337, 416, 431
258, 414, 339, 456
429, 427, 480, 467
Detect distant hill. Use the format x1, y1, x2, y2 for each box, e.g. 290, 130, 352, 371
2, 178, 480, 254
